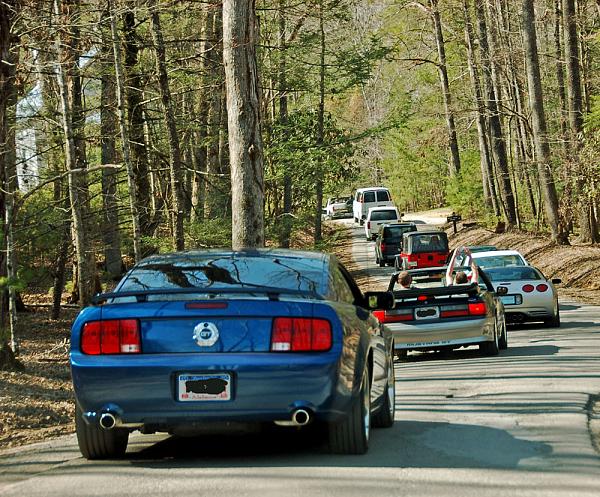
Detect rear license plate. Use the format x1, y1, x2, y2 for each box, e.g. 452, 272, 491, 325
415, 306, 439, 320
178, 373, 231, 401
501, 295, 517, 305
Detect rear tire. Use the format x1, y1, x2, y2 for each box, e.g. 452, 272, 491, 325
498, 319, 508, 350
544, 307, 560, 328
75, 405, 129, 460
372, 362, 395, 428
480, 325, 499, 356
378, 258, 385, 267
329, 369, 370, 454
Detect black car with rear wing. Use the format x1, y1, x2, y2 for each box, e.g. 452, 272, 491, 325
374, 266, 508, 359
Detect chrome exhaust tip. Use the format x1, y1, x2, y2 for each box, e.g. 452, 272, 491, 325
99, 412, 117, 430
291, 409, 310, 426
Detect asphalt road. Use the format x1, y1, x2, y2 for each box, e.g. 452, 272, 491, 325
1, 219, 600, 497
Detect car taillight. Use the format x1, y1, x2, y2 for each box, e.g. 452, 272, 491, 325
407, 254, 418, 262
81, 319, 141, 355
468, 302, 487, 316
373, 309, 413, 323
536, 284, 548, 292
522, 284, 535, 293
380, 243, 386, 252
271, 318, 332, 352
440, 305, 469, 318
367, 221, 371, 229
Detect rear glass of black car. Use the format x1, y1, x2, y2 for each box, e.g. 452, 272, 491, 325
370, 209, 397, 221
483, 267, 542, 281
118, 254, 327, 295
384, 225, 416, 241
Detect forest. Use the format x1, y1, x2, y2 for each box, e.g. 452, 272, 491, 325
0, 0, 598, 363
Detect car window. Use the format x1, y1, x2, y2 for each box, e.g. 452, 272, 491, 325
329, 264, 355, 304
385, 225, 415, 240
118, 255, 327, 295
363, 191, 375, 203
408, 234, 448, 253
370, 209, 397, 221
475, 255, 525, 268
376, 190, 390, 201
484, 267, 542, 281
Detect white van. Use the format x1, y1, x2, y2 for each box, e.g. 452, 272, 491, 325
364, 206, 402, 240
353, 187, 393, 225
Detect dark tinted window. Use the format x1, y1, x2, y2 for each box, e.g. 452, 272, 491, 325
384, 225, 416, 241
376, 190, 390, 201
483, 267, 542, 281
119, 254, 327, 294
363, 191, 376, 202
370, 209, 398, 221
408, 234, 448, 253
329, 265, 355, 304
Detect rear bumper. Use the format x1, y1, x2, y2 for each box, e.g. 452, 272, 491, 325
505, 307, 554, 323
387, 317, 493, 350
71, 352, 354, 427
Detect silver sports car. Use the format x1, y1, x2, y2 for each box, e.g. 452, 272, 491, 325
483, 266, 561, 327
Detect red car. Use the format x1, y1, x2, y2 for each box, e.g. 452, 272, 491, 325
394, 231, 449, 270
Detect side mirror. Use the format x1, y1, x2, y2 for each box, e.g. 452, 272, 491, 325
496, 286, 508, 296
551, 278, 562, 284
364, 291, 395, 310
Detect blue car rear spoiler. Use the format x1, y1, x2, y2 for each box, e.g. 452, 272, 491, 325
91, 287, 324, 305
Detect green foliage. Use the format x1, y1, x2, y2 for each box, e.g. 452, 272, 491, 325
445, 150, 485, 218
186, 219, 233, 249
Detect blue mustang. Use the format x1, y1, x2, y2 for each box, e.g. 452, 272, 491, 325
71, 249, 395, 458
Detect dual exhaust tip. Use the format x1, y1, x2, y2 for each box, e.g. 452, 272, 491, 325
99, 408, 312, 430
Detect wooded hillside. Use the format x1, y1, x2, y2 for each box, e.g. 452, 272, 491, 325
0, 1, 598, 362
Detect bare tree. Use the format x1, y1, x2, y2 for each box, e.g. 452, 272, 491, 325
223, 0, 265, 249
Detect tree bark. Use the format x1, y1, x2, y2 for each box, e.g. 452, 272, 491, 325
123, 8, 152, 234
521, 0, 566, 244
101, 8, 123, 277
475, 0, 517, 226
463, 0, 498, 215
314, 0, 326, 244
554, 0, 569, 155
223, 0, 265, 249
54, 0, 95, 307
110, 0, 143, 262
279, 0, 292, 248
149, 2, 186, 251
430, 0, 461, 177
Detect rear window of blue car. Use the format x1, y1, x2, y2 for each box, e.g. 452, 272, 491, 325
484, 267, 542, 281
118, 254, 327, 294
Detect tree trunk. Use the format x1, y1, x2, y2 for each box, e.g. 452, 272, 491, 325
109, 0, 143, 262
101, 8, 122, 277
563, 0, 595, 242
463, 0, 498, 214
149, 3, 186, 251
279, 0, 292, 248
314, 0, 326, 245
475, 0, 517, 226
223, 0, 265, 249
54, 0, 95, 307
430, 0, 460, 177
522, 0, 566, 244
554, 0, 569, 156
123, 8, 152, 234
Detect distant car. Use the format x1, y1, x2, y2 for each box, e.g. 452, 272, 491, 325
483, 265, 561, 326
70, 249, 396, 459
395, 231, 449, 270
375, 223, 417, 267
459, 249, 528, 268
376, 265, 508, 359
353, 187, 393, 225
364, 206, 402, 241
325, 196, 352, 219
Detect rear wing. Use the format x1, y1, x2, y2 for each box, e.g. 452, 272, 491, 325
91, 286, 324, 305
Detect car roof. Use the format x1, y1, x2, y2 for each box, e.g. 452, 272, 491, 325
381, 222, 415, 227
136, 248, 329, 267
471, 250, 525, 258
367, 205, 397, 212
355, 186, 390, 193
405, 230, 445, 236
